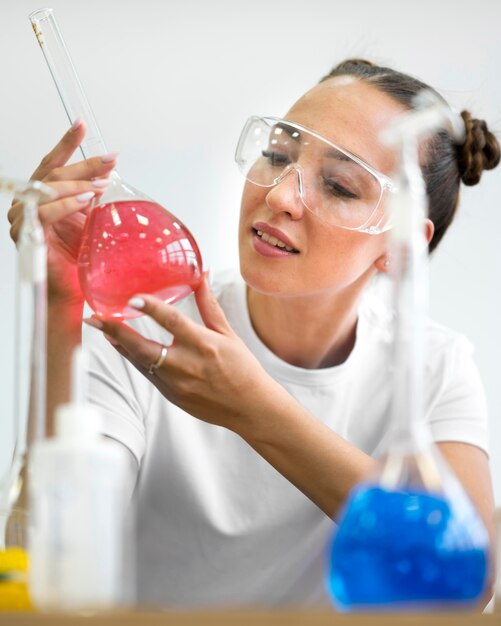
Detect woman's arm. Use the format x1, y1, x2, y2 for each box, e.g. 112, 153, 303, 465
238, 390, 378, 518
89, 280, 495, 534
437, 442, 495, 546
85, 278, 380, 519
437, 442, 495, 608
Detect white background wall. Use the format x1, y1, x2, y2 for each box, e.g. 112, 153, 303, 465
1, 0, 500, 503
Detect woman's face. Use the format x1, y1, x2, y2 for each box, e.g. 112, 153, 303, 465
238, 77, 408, 298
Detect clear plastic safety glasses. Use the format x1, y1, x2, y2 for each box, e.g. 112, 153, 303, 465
235, 116, 394, 234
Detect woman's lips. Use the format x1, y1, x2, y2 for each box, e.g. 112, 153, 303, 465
251, 228, 300, 257
252, 222, 299, 253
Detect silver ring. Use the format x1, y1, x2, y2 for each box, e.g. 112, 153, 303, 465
148, 345, 168, 375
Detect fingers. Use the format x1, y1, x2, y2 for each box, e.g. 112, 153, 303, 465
194, 273, 233, 335
83, 317, 169, 378
44, 153, 118, 183
82, 288, 235, 381
43, 178, 111, 201
127, 295, 203, 344
7, 179, 110, 243
30, 118, 118, 184
31, 118, 87, 181
9, 193, 90, 243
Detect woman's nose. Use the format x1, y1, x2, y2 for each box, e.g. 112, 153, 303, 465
264, 166, 306, 219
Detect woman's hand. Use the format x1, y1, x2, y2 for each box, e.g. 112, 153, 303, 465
84, 276, 382, 518
7, 120, 117, 306
83, 275, 287, 434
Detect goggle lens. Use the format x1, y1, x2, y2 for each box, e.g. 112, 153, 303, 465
235, 117, 391, 233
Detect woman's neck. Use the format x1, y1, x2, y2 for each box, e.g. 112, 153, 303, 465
246, 272, 376, 370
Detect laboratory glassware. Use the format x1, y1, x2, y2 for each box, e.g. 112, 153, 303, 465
0, 176, 54, 610
0, 177, 54, 535
327, 92, 491, 611
29, 8, 203, 319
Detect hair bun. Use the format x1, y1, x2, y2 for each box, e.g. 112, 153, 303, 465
458, 111, 500, 186
333, 59, 376, 71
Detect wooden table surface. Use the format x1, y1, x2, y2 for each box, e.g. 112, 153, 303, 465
0, 611, 499, 626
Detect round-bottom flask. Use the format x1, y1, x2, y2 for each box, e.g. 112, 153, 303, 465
28, 9, 203, 320
78, 175, 202, 319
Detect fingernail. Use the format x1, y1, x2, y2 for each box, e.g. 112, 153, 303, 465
100, 152, 119, 163
92, 178, 111, 188
83, 317, 104, 330
202, 266, 213, 288
104, 333, 119, 346
76, 191, 95, 203
128, 297, 145, 309
70, 118, 83, 132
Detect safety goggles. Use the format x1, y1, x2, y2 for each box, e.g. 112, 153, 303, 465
235, 116, 394, 234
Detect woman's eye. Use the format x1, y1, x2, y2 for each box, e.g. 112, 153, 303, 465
261, 150, 290, 167
323, 177, 358, 200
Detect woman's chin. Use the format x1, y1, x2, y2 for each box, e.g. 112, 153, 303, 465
240, 262, 283, 295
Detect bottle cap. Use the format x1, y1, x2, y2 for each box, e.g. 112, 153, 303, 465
0, 547, 29, 574
54, 344, 103, 439
54, 403, 102, 439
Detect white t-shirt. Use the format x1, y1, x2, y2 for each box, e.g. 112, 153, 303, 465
83, 271, 489, 609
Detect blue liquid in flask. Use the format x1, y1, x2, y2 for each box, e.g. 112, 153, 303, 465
327, 484, 490, 611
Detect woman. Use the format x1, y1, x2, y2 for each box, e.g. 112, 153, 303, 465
8, 59, 500, 608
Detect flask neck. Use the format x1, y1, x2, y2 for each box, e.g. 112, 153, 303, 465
387, 139, 430, 453
29, 8, 108, 160
388, 236, 429, 454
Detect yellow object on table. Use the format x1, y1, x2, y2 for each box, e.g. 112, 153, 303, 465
0, 548, 32, 611
0, 547, 29, 574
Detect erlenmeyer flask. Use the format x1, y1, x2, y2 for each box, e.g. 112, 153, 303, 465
327, 94, 491, 611
30, 8, 202, 319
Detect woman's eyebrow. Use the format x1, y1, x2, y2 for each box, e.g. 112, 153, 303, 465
325, 148, 351, 162
270, 123, 373, 170
325, 146, 370, 168
272, 123, 302, 142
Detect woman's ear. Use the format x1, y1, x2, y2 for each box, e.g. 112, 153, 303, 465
375, 219, 435, 274
374, 253, 391, 273
424, 218, 435, 245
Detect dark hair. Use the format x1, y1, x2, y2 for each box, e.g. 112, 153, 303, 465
320, 59, 500, 252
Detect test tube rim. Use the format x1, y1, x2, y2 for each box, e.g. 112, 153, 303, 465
29, 7, 55, 23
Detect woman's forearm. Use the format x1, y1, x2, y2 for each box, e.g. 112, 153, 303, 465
87, 290, 379, 518
236, 386, 378, 519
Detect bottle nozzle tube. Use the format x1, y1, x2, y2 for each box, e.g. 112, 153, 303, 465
0, 176, 56, 203
380, 89, 465, 147
29, 8, 108, 160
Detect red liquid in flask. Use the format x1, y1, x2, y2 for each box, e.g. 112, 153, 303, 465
78, 200, 203, 319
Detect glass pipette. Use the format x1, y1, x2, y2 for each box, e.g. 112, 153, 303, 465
326, 92, 491, 611
29, 8, 203, 319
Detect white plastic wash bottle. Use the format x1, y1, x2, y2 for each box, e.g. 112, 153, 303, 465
28, 347, 129, 612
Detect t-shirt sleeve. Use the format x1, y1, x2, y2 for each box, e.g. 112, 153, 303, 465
82, 323, 150, 464
426, 334, 489, 455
